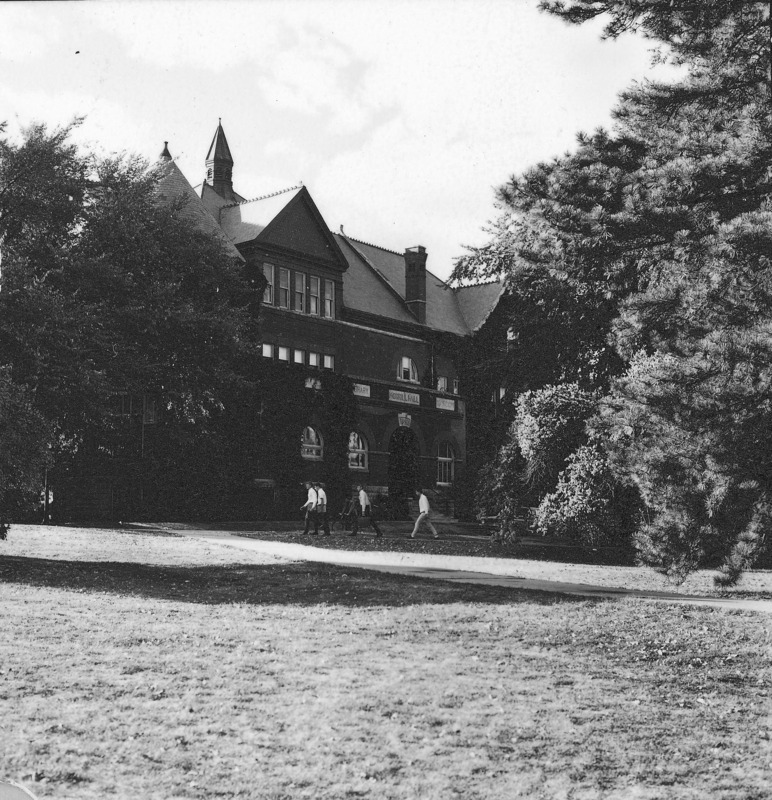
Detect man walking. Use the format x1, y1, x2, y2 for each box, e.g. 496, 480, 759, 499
410, 489, 439, 539
348, 484, 382, 537
314, 482, 331, 536
301, 482, 317, 535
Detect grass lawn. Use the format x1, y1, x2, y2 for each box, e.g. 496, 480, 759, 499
1, 526, 771, 799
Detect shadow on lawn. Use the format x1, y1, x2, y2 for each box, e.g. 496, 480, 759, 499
0, 555, 591, 608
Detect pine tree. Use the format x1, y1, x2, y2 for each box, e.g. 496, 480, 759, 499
455, 2, 771, 582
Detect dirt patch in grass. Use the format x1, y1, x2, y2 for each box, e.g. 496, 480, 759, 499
1, 527, 772, 799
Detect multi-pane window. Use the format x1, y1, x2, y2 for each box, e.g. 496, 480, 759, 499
294, 272, 305, 312
294, 349, 305, 365
348, 432, 368, 471
324, 280, 335, 318
262, 343, 274, 358
398, 356, 419, 383
309, 276, 320, 315
278, 346, 290, 362
263, 263, 274, 304
436, 376, 448, 392
323, 354, 335, 370
437, 442, 455, 485
301, 426, 323, 460
278, 268, 290, 308
309, 352, 320, 368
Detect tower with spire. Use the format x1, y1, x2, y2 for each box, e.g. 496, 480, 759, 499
204, 119, 237, 201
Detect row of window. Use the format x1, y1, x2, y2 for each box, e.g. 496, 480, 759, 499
262, 343, 335, 370
263, 264, 335, 318
303, 427, 456, 485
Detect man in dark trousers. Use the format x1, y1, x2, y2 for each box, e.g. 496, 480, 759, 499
301, 482, 317, 535
313, 482, 331, 536
349, 484, 382, 537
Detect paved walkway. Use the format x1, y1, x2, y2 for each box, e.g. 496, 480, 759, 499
171, 527, 772, 614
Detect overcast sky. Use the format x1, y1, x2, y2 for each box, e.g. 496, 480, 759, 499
1, 1, 674, 280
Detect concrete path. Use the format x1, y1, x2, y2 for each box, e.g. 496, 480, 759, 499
170, 527, 772, 614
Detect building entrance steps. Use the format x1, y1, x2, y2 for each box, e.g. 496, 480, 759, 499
136, 524, 772, 615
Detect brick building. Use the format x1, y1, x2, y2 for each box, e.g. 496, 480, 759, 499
158, 120, 503, 517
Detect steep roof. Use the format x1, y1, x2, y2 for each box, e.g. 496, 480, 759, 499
334, 234, 471, 335
155, 158, 244, 262
218, 186, 304, 245
455, 280, 506, 332
334, 234, 418, 325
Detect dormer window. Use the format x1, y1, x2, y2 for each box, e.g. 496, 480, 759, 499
437, 376, 448, 392
398, 357, 419, 383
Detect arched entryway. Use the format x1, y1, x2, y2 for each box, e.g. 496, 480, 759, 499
387, 426, 419, 519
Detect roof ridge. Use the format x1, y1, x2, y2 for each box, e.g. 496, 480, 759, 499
344, 233, 403, 258
221, 184, 303, 209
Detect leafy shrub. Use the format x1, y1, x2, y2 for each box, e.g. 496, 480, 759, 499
535, 443, 640, 549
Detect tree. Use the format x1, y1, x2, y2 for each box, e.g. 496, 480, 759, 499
454, 2, 771, 582
0, 121, 262, 522
0, 369, 51, 531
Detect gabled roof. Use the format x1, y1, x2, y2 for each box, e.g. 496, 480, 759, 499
216, 186, 349, 271
334, 233, 472, 335
455, 280, 506, 332
334, 234, 418, 325
218, 186, 304, 245
155, 157, 244, 262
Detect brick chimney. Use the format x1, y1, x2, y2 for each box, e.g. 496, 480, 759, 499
404, 245, 427, 324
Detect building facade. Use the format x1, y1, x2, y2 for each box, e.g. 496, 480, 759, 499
185, 121, 504, 517
58, 123, 505, 521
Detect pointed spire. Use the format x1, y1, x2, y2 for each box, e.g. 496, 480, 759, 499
206, 119, 233, 164
160, 141, 172, 161
205, 120, 236, 200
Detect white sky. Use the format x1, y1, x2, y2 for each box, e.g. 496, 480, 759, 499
1, 1, 673, 280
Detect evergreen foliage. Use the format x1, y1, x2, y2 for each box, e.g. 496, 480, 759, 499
454, 2, 771, 581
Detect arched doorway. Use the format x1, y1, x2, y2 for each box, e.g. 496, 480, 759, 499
387, 426, 419, 519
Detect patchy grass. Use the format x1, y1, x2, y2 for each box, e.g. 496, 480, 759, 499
1, 527, 771, 800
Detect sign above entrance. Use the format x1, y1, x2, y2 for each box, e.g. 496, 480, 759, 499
398, 413, 412, 428
436, 397, 455, 412
389, 389, 420, 406
353, 383, 371, 398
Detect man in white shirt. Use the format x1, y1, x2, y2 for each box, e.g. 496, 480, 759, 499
301, 482, 317, 535
410, 489, 439, 539
313, 482, 331, 536
349, 485, 382, 537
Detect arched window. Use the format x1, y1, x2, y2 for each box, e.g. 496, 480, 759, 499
348, 432, 369, 471
437, 442, 455, 485
301, 426, 323, 460
398, 356, 419, 383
